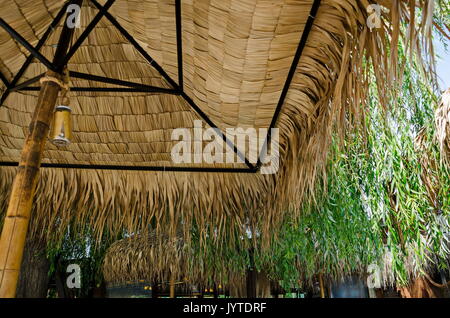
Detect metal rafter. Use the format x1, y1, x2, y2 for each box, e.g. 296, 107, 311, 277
56, 0, 116, 70
89, 0, 255, 170
255, 0, 321, 169
0, 161, 256, 173
9, 74, 44, 92
69, 71, 176, 93
0, 0, 84, 298
175, 0, 183, 89
11, 71, 180, 94
0, 1, 71, 106
0, 18, 56, 71
0, 72, 9, 87
0, 0, 321, 173
89, 0, 178, 89
18, 86, 179, 93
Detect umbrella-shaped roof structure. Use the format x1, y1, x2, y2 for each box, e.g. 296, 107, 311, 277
0, 0, 434, 249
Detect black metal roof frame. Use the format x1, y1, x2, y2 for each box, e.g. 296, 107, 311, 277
0, 0, 320, 173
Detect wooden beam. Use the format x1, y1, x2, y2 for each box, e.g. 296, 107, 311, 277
0, 0, 82, 297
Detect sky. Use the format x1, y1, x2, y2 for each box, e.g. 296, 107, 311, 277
435, 38, 450, 90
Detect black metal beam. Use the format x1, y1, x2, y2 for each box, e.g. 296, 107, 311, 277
0, 0, 260, 173
18, 86, 180, 94
9, 74, 44, 92
69, 71, 178, 94
255, 0, 321, 169
53, 0, 85, 73
11, 70, 180, 94
0, 72, 9, 88
0, 161, 256, 173
89, 0, 179, 90
175, 0, 183, 90
0, 18, 56, 72
181, 91, 255, 170
90, 0, 254, 170
0, 1, 71, 106
57, 0, 116, 70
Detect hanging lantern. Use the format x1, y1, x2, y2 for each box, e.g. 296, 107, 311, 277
50, 105, 72, 146
50, 68, 72, 147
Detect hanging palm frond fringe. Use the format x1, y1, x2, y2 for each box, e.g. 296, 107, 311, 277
0, 0, 440, 248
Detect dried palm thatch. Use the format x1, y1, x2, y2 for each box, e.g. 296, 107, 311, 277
102, 232, 433, 291
102, 232, 189, 285
0, 0, 439, 246
102, 232, 244, 288
435, 88, 450, 162
102, 232, 271, 297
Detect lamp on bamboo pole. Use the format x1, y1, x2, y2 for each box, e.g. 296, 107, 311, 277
49, 71, 73, 147
0, 0, 82, 297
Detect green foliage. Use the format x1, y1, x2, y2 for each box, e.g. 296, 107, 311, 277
183, 54, 450, 289
39, 3, 450, 292
46, 228, 117, 297
266, 42, 450, 289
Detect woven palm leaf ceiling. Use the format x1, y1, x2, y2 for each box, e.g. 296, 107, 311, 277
0, 0, 320, 173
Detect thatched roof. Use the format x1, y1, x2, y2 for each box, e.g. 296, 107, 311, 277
102, 233, 189, 285
0, 0, 435, 244
102, 232, 270, 296
102, 232, 243, 287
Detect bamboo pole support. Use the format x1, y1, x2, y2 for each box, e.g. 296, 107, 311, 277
0, 1, 81, 297
319, 273, 325, 298
169, 276, 176, 298
0, 71, 62, 297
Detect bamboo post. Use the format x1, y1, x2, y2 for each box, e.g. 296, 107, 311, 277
169, 276, 176, 298
0, 1, 81, 297
319, 273, 325, 298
